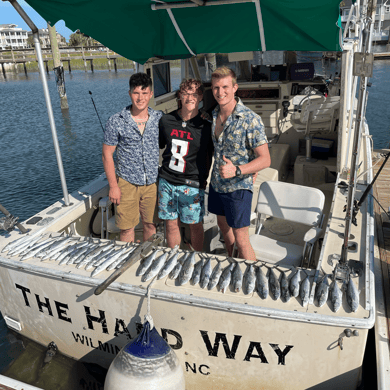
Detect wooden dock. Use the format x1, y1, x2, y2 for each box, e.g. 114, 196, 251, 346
374, 52, 390, 60
372, 149, 390, 388
0, 46, 132, 78
373, 149, 390, 310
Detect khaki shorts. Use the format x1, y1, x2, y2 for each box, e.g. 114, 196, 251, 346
116, 177, 157, 230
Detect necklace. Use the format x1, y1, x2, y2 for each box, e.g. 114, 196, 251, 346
218, 114, 227, 128
178, 110, 188, 128
131, 114, 149, 127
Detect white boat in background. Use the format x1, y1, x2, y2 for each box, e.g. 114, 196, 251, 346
0, 0, 384, 389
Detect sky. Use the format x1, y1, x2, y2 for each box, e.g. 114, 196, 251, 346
0, 1, 74, 41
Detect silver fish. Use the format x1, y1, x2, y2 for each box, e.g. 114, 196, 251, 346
2, 233, 36, 253
142, 252, 169, 282
256, 266, 268, 299
219, 262, 234, 293
19, 235, 53, 256
91, 245, 132, 277
330, 279, 343, 313
9, 234, 44, 256
231, 262, 243, 293
40, 236, 75, 260
158, 252, 179, 280
190, 258, 204, 286
199, 257, 212, 289
75, 243, 104, 268
60, 242, 89, 265
19, 236, 55, 261
93, 246, 118, 267
56, 244, 77, 263
73, 240, 98, 263
208, 261, 222, 290
22, 236, 64, 260
83, 241, 114, 265
346, 276, 359, 313
178, 252, 196, 286
289, 270, 301, 298
316, 275, 330, 307
300, 274, 311, 307
136, 250, 158, 276
169, 253, 188, 280
107, 246, 136, 271
243, 264, 256, 295
280, 270, 291, 302
268, 268, 280, 300
66, 243, 92, 265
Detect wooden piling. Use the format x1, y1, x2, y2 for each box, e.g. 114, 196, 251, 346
106, 47, 111, 71
48, 22, 69, 110
82, 46, 88, 72
1, 63, 6, 79
114, 58, 117, 72
45, 60, 49, 74
90, 59, 94, 72
23, 62, 27, 76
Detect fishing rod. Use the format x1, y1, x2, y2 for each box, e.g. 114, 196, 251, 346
352, 149, 390, 224
89, 91, 105, 132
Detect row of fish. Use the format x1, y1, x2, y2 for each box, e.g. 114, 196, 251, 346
1, 232, 139, 276
2, 233, 360, 312
137, 248, 360, 312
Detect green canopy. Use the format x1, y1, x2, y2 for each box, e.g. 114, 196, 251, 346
25, 0, 342, 64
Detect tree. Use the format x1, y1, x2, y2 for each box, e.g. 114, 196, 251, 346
26, 35, 43, 47
69, 30, 88, 47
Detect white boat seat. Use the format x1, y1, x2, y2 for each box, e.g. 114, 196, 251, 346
290, 95, 340, 162
249, 181, 325, 266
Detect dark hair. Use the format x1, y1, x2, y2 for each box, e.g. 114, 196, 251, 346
129, 72, 153, 91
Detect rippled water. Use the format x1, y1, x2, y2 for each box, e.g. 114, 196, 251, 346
0, 54, 388, 387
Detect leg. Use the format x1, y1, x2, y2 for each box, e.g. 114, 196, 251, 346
189, 222, 204, 252
120, 228, 135, 243
139, 183, 158, 242
217, 215, 235, 256
232, 226, 256, 260
116, 178, 140, 242
165, 218, 181, 249
142, 222, 156, 242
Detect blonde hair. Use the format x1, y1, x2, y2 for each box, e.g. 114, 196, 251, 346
211, 66, 237, 85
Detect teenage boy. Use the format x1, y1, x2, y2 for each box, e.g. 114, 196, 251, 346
103, 72, 163, 243
208, 66, 271, 260
158, 79, 213, 251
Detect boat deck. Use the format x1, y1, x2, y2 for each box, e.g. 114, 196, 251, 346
372, 149, 390, 389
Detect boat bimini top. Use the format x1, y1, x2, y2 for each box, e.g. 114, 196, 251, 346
21, 0, 343, 64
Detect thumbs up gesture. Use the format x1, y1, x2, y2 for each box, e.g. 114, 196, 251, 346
220, 155, 236, 179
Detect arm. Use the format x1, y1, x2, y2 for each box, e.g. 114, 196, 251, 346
102, 144, 121, 205
220, 143, 270, 179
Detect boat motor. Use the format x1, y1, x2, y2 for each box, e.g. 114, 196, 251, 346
104, 320, 185, 390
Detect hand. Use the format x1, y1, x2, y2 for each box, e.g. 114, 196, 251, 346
200, 109, 212, 122
219, 155, 236, 179
109, 186, 121, 205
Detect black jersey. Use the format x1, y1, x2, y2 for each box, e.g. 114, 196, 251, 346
159, 110, 213, 188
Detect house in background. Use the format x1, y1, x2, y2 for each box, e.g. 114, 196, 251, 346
27, 28, 67, 48
340, 0, 390, 43
0, 24, 28, 49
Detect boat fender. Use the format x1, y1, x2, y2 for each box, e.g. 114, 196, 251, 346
104, 320, 185, 390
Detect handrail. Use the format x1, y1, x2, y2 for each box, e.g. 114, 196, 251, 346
8, 0, 70, 207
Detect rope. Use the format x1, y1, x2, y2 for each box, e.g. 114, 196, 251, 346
145, 276, 157, 330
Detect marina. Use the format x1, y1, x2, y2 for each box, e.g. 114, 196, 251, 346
1, 0, 390, 389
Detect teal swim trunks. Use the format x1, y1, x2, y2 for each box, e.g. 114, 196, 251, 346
158, 177, 205, 224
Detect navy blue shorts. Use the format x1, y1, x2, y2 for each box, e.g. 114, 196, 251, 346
208, 185, 253, 229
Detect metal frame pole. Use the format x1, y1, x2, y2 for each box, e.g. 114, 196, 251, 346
8, 0, 70, 207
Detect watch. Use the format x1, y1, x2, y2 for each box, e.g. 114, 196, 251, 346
235, 166, 242, 177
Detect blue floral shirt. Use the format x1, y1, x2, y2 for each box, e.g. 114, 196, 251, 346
211, 98, 268, 193
104, 105, 163, 186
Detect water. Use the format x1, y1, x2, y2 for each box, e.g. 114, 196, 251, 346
0, 56, 389, 388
